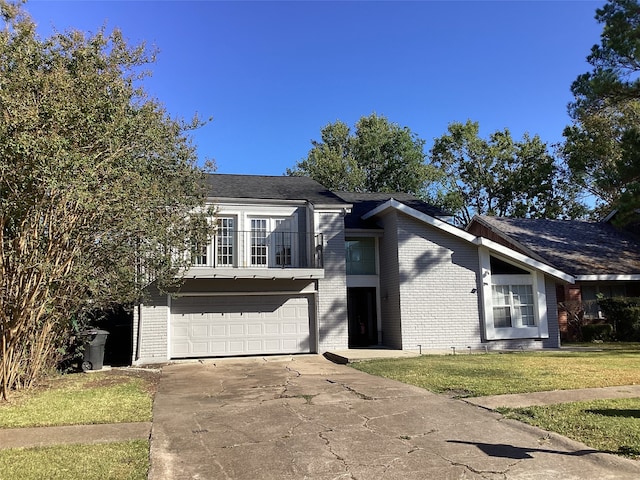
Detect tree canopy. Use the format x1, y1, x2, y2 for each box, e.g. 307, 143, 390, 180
287, 113, 437, 195
430, 121, 586, 226
0, 1, 210, 398
563, 0, 640, 222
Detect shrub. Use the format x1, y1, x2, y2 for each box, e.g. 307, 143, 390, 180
598, 297, 640, 341
582, 323, 614, 342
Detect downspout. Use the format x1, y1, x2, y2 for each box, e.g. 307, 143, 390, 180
135, 303, 142, 362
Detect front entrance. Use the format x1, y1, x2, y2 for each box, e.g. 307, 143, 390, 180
347, 287, 378, 347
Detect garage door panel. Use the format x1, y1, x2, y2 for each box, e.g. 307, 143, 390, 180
170, 295, 310, 358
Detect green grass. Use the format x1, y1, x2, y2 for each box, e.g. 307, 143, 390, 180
499, 398, 640, 459
0, 370, 157, 428
351, 346, 640, 397
0, 440, 149, 480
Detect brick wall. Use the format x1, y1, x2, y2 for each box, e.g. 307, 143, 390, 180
316, 211, 349, 351
378, 212, 403, 348
132, 285, 169, 365
393, 212, 483, 351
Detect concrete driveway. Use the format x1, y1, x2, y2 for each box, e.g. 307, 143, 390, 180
149, 355, 640, 479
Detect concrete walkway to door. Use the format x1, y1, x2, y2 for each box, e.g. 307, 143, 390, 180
149, 355, 640, 480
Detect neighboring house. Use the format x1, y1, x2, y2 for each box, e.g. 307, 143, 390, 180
467, 215, 640, 339
132, 175, 572, 364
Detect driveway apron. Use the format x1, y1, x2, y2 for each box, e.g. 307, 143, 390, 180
149, 355, 640, 480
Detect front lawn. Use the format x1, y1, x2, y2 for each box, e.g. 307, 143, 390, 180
0, 369, 158, 428
0, 440, 149, 480
351, 346, 640, 397
499, 398, 640, 459
0, 369, 158, 480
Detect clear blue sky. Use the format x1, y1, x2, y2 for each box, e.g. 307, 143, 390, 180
28, 0, 603, 176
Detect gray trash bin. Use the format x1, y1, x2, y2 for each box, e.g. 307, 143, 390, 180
80, 329, 109, 371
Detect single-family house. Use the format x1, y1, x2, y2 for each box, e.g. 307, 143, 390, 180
467, 215, 640, 339
132, 174, 573, 364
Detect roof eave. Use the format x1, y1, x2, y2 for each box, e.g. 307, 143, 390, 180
576, 274, 640, 282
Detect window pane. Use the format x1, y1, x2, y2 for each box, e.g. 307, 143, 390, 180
518, 305, 536, 326
345, 238, 376, 275
493, 306, 512, 328
492, 284, 535, 328
492, 285, 509, 305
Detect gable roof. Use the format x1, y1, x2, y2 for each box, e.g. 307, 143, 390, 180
204, 174, 349, 207
362, 200, 573, 282
336, 192, 448, 229
470, 215, 640, 279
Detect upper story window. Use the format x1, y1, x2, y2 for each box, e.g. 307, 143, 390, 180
215, 217, 235, 267
250, 217, 297, 268
250, 218, 268, 266
346, 238, 376, 275
191, 241, 208, 266
190, 216, 210, 266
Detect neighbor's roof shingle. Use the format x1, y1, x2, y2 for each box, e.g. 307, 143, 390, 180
475, 216, 640, 276
205, 174, 349, 207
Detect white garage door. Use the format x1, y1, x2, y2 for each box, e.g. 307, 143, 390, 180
170, 295, 311, 358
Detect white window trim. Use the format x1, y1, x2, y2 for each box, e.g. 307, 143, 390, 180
480, 248, 549, 340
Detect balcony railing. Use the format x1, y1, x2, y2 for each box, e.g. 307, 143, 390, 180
192, 231, 323, 269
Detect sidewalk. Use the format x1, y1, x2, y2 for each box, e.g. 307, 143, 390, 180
466, 384, 640, 410
0, 422, 151, 450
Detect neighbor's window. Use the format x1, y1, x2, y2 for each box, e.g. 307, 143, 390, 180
346, 238, 376, 275
581, 284, 628, 319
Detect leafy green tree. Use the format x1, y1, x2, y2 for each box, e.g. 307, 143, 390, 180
0, 1, 210, 399
563, 0, 640, 221
430, 121, 585, 225
287, 113, 437, 195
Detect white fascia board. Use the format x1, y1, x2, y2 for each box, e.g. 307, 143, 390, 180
576, 274, 640, 282
362, 199, 477, 242
475, 237, 574, 283
312, 203, 353, 212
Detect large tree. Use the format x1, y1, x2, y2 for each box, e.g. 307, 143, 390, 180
0, 2, 210, 399
287, 113, 437, 195
563, 0, 640, 222
430, 121, 585, 226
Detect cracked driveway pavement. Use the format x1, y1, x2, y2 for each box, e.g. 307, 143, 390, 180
149, 355, 640, 479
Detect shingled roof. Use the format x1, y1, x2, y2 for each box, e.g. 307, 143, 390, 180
472, 216, 640, 277
205, 174, 349, 207
336, 192, 449, 229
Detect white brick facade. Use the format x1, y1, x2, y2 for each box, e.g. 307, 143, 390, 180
132, 286, 169, 364
316, 211, 349, 351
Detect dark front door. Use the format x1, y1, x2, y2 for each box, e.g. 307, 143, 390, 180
347, 287, 378, 347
